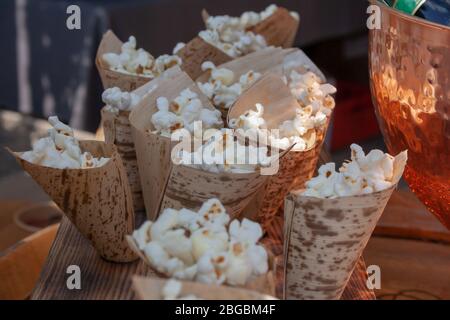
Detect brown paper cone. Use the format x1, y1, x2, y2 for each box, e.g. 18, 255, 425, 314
129, 67, 217, 221
160, 164, 270, 220
283, 152, 408, 300
126, 235, 277, 296
96, 30, 153, 91
176, 36, 233, 80
8, 141, 137, 263
202, 7, 299, 49
248, 7, 299, 48
132, 276, 278, 300
101, 81, 158, 212
228, 73, 328, 227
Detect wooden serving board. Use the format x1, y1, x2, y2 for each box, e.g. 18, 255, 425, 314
31, 211, 374, 300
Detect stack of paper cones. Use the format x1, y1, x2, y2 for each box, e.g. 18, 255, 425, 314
101, 81, 157, 212
228, 72, 330, 228
129, 67, 215, 220
96, 30, 153, 91
8, 141, 137, 263
283, 152, 408, 300
196, 47, 294, 122
132, 276, 278, 300
127, 236, 277, 296
202, 7, 299, 49
176, 36, 232, 79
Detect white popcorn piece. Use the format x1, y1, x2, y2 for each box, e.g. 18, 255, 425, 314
151, 88, 223, 137
162, 279, 182, 300
132, 199, 269, 287
172, 42, 185, 55
20, 117, 109, 169
161, 279, 200, 300
302, 144, 405, 198
102, 87, 141, 112
102, 35, 182, 77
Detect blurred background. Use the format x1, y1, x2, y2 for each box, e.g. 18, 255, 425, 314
0, 0, 448, 300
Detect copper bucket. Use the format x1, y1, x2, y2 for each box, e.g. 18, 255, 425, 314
368, 1, 450, 228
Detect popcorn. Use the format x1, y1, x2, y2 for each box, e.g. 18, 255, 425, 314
176, 128, 273, 174
21, 117, 109, 169
151, 88, 223, 137
301, 144, 406, 199
102, 35, 182, 77
161, 280, 199, 300
102, 87, 141, 112
197, 61, 261, 111
229, 70, 336, 151
132, 199, 269, 287
199, 5, 283, 58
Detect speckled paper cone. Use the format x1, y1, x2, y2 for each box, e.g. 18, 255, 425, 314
248, 7, 299, 48
8, 141, 137, 263
202, 7, 299, 49
176, 36, 232, 79
101, 82, 158, 212
96, 30, 153, 91
250, 134, 327, 228
283, 152, 407, 300
132, 276, 278, 300
196, 47, 295, 122
129, 67, 217, 221
228, 73, 329, 227
160, 164, 270, 220
127, 235, 276, 296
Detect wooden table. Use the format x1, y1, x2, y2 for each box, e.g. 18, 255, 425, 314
31, 212, 375, 300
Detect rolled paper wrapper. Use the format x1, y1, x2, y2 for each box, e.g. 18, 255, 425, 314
129, 67, 217, 221
228, 73, 329, 228
248, 7, 300, 48
196, 47, 295, 122
126, 236, 277, 296
176, 36, 232, 79
132, 276, 278, 300
101, 82, 158, 212
283, 151, 408, 300
202, 7, 299, 49
248, 131, 327, 229
8, 141, 137, 263
96, 30, 153, 91
160, 164, 270, 220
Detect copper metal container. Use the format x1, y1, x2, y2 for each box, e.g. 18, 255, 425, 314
369, 1, 450, 228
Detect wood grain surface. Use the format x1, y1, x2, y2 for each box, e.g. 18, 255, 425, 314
31, 212, 374, 300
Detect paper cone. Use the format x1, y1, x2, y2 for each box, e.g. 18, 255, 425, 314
101, 81, 158, 212
8, 141, 137, 262
129, 67, 217, 221
127, 236, 276, 296
283, 152, 408, 300
248, 7, 299, 48
160, 164, 270, 220
228, 73, 329, 227
176, 36, 232, 80
202, 7, 299, 49
96, 30, 153, 91
132, 276, 278, 300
